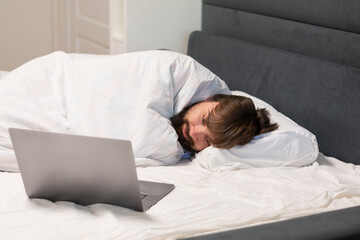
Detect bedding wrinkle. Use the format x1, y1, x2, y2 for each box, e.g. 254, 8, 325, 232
169, 57, 184, 106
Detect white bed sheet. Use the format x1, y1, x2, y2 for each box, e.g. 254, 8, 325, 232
1, 153, 360, 240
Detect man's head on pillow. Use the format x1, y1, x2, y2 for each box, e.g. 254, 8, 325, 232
170, 94, 278, 153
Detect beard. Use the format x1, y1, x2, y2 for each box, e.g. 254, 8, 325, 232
170, 104, 197, 153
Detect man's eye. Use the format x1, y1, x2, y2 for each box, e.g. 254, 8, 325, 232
202, 115, 206, 125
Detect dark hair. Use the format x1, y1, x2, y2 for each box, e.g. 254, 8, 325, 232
205, 94, 278, 148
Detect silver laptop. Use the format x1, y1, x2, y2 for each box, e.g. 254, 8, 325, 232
9, 128, 174, 212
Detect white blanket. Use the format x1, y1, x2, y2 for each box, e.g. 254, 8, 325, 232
0, 51, 230, 172
0, 154, 360, 239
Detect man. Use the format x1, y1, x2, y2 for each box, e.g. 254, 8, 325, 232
170, 94, 278, 154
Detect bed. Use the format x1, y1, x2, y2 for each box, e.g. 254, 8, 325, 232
185, 0, 360, 239
1, 1, 360, 240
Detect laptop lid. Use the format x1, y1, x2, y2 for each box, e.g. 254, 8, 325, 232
9, 128, 157, 211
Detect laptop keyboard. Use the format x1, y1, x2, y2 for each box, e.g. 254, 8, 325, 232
141, 193, 148, 199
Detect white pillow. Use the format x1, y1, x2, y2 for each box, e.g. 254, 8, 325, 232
0, 71, 8, 80
195, 91, 319, 171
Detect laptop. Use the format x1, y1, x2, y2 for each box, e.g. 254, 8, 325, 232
9, 128, 175, 212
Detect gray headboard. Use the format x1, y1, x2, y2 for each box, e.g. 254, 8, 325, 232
188, 0, 360, 164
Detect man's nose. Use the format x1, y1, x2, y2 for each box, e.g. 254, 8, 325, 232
189, 125, 206, 139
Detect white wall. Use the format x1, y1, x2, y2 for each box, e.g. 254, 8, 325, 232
0, 0, 56, 71
0, 0, 201, 71
125, 0, 201, 53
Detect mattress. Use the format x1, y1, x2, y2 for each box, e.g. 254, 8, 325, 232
1, 153, 360, 239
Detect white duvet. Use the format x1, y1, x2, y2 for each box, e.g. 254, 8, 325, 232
0, 154, 360, 239
0, 51, 230, 172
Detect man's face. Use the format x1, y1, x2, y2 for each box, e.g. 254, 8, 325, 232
170, 101, 219, 152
